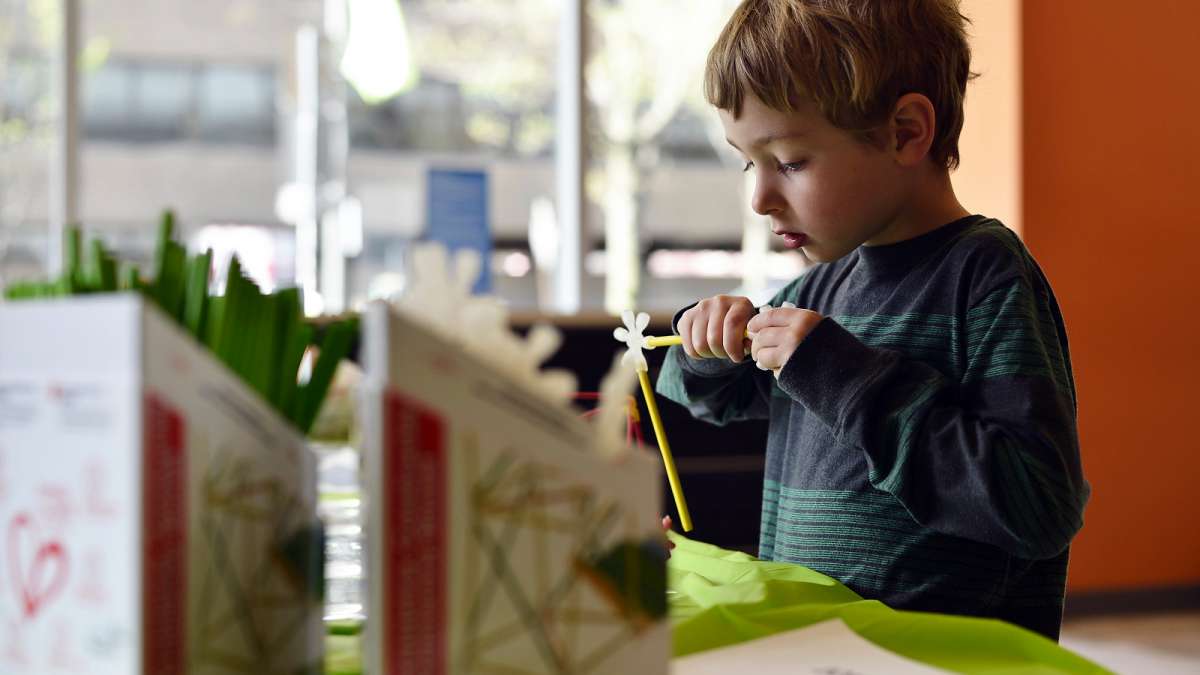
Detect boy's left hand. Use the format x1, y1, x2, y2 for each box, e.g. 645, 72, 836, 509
747, 306, 824, 379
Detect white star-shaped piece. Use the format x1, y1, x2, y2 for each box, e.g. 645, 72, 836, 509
392, 241, 577, 405
613, 309, 652, 372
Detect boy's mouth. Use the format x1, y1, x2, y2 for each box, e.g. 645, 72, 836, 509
774, 230, 809, 249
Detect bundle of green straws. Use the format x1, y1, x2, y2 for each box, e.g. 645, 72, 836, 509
3, 210, 354, 435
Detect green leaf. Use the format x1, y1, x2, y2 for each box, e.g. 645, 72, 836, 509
293, 319, 355, 434
183, 249, 212, 338
279, 318, 313, 422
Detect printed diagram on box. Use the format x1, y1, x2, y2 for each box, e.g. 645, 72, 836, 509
460, 434, 666, 675
191, 448, 322, 674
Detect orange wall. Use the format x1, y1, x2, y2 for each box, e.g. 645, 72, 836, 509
1023, 2, 1200, 591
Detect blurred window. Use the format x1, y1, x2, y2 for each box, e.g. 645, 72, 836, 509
2, 54, 48, 121
131, 63, 192, 141
196, 64, 275, 145
82, 61, 133, 138
0, 4, 61, 283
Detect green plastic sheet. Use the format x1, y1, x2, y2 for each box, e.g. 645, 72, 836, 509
322, 535, 1112, 674
668, 533, 1111, 674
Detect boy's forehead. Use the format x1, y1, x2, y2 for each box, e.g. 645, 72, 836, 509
720, 95, 822, 149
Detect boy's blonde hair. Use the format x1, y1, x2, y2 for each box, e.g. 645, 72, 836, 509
705, 0, 973, 169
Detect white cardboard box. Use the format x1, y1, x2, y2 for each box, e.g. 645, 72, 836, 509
361, 302, 669, 675
0, 295, 323, 674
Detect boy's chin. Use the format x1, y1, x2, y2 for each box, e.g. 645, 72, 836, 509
800, 242, 854, 264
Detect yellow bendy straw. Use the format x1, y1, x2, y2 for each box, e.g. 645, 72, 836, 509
644, 303, 791, 350
636, 369, 693, 532
632, 311, 784, 531
643, 335, 684, 349
643, 329, 751, 350
613, 310, 694, 532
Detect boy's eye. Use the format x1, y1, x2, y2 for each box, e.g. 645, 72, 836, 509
742, 161, 754, 173
778, 160, 807, 174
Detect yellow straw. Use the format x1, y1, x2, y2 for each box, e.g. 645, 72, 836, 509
637, 369, 693, 532
643, 335, 683, 348
644, 330, 751, 350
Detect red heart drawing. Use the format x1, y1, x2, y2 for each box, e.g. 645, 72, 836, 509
7, 513, 69, 620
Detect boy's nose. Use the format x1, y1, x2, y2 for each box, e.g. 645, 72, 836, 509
750, 176, 782, 216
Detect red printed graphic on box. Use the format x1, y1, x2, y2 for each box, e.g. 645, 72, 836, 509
143, 393, 186, 675
384, 391, 447, 675
7, 512, 69, 621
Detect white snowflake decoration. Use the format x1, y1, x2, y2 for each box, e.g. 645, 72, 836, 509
393, 242, 577, 405
612, 310, 652, 372
395, 243, 482, 337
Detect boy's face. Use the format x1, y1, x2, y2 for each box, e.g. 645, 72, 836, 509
720, 94, 911, 263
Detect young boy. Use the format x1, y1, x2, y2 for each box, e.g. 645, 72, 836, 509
657, 0, 1089, 640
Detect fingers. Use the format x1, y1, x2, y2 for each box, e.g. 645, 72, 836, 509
691, 308, 711, 358
752, 344, 788, 375
746, 309, 765, 334
678, 310, 698, 358
749, 306, 817, 333
749, 324, 779, 362
750, 326, 792, 375
706, 310, 727, 359
724, 302, 753, 363
680, 307, 712, 359
679, 296, 754, 360
748, 305, 823, 377
747, 306, 781, 333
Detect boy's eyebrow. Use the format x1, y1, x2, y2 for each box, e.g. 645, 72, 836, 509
725, 131, 807, 152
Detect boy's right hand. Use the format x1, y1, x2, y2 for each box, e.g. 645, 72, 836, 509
678, 295, 755, 363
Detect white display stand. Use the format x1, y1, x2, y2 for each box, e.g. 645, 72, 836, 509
0, 295, 323, 674
361, 301, 669, 675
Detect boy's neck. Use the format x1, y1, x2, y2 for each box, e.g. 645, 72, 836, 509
865, 169, 970, 247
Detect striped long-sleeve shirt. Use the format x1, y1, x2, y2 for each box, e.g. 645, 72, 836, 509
657, 215, 1090, 640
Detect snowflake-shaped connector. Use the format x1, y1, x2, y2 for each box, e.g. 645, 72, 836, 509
612, 309, 651, 372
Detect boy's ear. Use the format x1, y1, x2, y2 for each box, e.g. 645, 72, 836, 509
889, 93, 936, 166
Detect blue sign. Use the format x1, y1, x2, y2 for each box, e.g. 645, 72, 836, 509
425, 168, 491, 293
